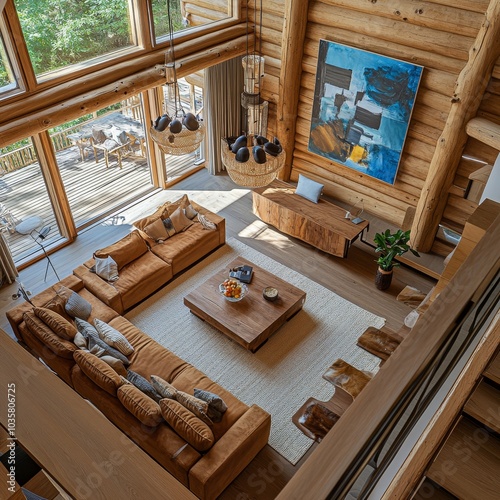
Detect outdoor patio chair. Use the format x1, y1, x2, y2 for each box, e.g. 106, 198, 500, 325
91, 128, 132, 169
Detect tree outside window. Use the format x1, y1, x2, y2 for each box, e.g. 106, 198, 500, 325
14, 0, 136, 77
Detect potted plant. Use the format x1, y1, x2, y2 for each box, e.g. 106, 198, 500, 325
374, 229, 420, 290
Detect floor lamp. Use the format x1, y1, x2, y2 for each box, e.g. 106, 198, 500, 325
30, 226, 60, 282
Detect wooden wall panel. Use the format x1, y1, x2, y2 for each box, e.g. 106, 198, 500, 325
269, 0, 497, 239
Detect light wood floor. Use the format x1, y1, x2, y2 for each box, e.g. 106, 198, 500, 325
0, 169, 438, 499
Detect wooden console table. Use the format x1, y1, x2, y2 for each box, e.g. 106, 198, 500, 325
252, 179, 369, 258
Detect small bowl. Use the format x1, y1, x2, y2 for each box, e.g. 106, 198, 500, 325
219, 279, 248, 302
263, 286, 279, 302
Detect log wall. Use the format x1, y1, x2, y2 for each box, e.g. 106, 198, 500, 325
246, 0, 500, 249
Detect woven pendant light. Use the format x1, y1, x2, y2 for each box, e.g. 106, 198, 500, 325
150, 0, 204, 155
221, 0, 285, 187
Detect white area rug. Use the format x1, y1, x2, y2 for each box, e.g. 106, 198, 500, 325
126, 238, 384, 464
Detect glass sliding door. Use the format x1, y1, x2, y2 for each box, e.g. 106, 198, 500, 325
0, 137, 62, 264
49, 97, 155, 229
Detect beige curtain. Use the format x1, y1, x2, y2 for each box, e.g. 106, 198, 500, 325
204, 57, 244, 175
0, 232, 18, 285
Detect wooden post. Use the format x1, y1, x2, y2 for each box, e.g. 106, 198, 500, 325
276, 0, 310, 181
32, 132, 76, 240
411, 0, 500, 252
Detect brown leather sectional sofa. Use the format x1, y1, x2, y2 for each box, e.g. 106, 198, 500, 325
7, 195, 271, 500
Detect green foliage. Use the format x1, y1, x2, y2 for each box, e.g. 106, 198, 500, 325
15, 0, 133, 75
374, 229, 420, 271
0, 35, 14, 88
152, 0, 184, 39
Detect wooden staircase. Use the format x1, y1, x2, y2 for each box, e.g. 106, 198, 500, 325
415, 350, 500, 499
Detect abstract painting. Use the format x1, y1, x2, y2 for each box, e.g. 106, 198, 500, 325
308, 40, 423, 185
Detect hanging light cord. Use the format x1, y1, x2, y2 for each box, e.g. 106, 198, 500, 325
167, 0, 181, 117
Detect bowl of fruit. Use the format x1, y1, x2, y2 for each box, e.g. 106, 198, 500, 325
219, 278, 248, 302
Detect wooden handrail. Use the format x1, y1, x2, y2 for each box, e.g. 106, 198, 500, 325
278, 213, 500, 499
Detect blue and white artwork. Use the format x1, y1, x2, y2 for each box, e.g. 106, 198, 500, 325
308, 40, 423, 185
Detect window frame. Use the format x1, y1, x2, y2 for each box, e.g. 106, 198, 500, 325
1, 0, 242, 99
0, 15, 24, 101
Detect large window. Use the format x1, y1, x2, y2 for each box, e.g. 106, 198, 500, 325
0, 137, 62, 264
0, 29, 19, 96
50, 99, 155, 229
152, 0, 235, 43
14, 0, 137, 79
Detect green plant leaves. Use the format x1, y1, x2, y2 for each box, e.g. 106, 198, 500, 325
373, 229, 419, 271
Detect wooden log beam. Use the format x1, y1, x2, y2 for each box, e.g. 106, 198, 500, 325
276, 0, 310, 181
0, 34, 251, 148
0, 24, 249, 126
466, 117, 500, 149
411, 0, 500, 251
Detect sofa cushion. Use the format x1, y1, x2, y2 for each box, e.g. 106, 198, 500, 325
94, 231, 148, 270
144, 217, 169, 242
149, 222, 221, 275
169, 206, 193, 233
194, 388, 228, 423
197, 213, 217, 231
184, 203, 198, 220
33, 307, 77, 340
94, 318, 134, 355
93, 256, 119, 282
100, 355, 128, 377
23, 312, 77, 359
117, 383, 163, 427
57, 285, 92, 320
73, 350, 124, 396
176, 391, 212, 426
110, 252, 172, 312
160, 399, 214, 452
126, 370, 162, 402
133, 195, 190, 230
43, 294, 73, 323
151, 375, 178, 399
75, 318, 130, 366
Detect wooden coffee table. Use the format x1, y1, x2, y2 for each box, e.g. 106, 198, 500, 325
184, 256, 306, 352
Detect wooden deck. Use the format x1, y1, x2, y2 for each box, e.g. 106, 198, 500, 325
0, 143, 200, 264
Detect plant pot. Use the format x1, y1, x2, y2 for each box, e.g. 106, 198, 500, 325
375, 267, 393, 291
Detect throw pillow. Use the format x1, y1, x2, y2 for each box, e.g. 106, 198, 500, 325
150, 375, 178, 400
169, 206, 193, 233
99, 355, 127, 377
184, 204, 198, 220
161, 217, 176, 237
132, 201, 171, 234
159, 399, 215, 452
57, 286, 92, 320
176, 391, 213, 426
197, 213, 217, 231
94, 318, 134, 355
43, 294, 72, 322
75, 318, 130, 366
73, 331, 87, 349
94, 231, 147, 271
73, 350, 124, 396
117, 384, 163, 427
33, 307, 77, 340
295, 174, 324, 203
162, 194, 190, 218
194, 388, 228, 423
126, 370, 163, 403
93, 256, 119, 282
23, 312, 77, 359
144, 217, 169, 243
